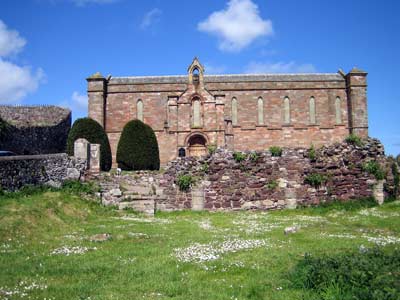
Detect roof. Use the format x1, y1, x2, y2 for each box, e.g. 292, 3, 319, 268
0, 105, 71, 128
108, 73, 345, 84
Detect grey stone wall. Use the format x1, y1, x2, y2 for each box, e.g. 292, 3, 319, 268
0, 154, 86, 191
0, 105, 71, 155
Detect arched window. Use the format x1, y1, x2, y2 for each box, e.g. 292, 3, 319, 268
193, 98, 201, 127
335, 97, 342, 124
257, 97, 264, 125
137, 99, 143, 121
309, 96, 316, 124
231, 97, 238, 126
178, 148, 186, 157
283, 97, 290, 124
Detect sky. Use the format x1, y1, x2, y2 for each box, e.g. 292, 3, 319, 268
0, 0, 399, 155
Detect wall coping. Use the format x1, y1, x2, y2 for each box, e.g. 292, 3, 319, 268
0, 153, 68, 162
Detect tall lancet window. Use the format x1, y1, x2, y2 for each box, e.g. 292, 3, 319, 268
193, 98, 201, 127
335, 97, 342, 124
257, 97, 264, 125
283, 96, 291, 124
231, 97, 238, 126
309, 96, 316, 124
137, 99, 143, 121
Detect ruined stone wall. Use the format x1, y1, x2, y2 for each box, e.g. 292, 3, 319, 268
159, 139, 385, 210
0, 106, 71, 155
0, 154, 87, 191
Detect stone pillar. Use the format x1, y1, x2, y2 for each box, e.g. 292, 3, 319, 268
89, 143, 101, 175
191, 186, 204, 211
373, 179, 385, 205
346, 68, 368, 137
167, 97, 178, 132
87, 72, 107, 128
74, 138, 90, 168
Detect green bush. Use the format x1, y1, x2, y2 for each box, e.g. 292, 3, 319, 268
0, 117, 9, 142
233, 151, 247, 163
291, 247, 400, 300
345, 134, 364, 147
396, 154, 400, 166
207, 145, 217, 155
66, 118, 112, 171
305, 173, 328, 188
362, 161, 386, 180
61, 180, 100, 195
308, 144, 316, 161
177, 174, 195, 191
200, 163, 209, 174
266, 180, 278, 190
269, 146, 282, 157
116, 120, 160, 171
249, 152, 259, 161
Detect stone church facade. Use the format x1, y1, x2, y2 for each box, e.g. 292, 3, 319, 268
87, 58, 368, 166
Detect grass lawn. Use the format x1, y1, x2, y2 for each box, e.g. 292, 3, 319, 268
0, 188, 399, 299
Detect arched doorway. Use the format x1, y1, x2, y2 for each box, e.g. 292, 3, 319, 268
188, 134, 207, 157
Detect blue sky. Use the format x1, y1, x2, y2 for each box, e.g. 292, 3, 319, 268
0, 0, 399, 155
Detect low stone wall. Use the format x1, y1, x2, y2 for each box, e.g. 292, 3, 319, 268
97, 138, 396, 214
0, 154, 86, 191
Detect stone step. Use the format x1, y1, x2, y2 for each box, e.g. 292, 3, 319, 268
118, 200, 155, 216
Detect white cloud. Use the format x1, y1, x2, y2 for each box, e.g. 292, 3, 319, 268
0, 20, 26, 57
198, 0, 273, 52
140, 8, 162, 29
204, 63, 226, 74
70, 0, 119, 6
60, 91, 88, 113
0, 58, 45, 104
245, 61, 317, 74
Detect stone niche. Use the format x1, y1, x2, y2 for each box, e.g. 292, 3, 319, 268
74, 138, 100, 174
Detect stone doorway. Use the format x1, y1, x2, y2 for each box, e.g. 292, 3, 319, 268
188, 134, 207, 157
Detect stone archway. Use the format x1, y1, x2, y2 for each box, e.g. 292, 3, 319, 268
187, 134, 207, 157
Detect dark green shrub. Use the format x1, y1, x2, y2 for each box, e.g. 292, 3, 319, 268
396, 154, 400, 166
308, 144, 316, 161
362, 161, 386, 180
61, 180, 100, 195
66, 118, 112, 171
304, 173, 328, 188
116, 120, 160, 171
0, 117, 9, 142
269, 146, 282, 157
200, 163, 209, 174
345, 134, 364, 147
291, 247, 400, 300
177, 174, 194, 191
233, 151, 247, 163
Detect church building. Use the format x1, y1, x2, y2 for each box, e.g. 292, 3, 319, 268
87, 58, 368, 166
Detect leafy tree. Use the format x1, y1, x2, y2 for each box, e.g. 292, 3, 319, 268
116, 120, 160, 170
66, 118, 112, 171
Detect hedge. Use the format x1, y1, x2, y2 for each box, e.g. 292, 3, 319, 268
66, 118, 112, 171
116, 120, 160, 170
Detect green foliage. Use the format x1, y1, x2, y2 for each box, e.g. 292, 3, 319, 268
392, 163, 399, 196
396, 154, 400, 165
249, 152, 259, 162
266, 180, 278, 190
66, 118, 112, 171
308, 144, 316, 161
269, 146, 282, 157
291, 247, 400, 300
345, 134, 364, 147
116, 120, 160, 171
304, 173, 328, 188
314, 197, 377, 212
61, 180, 100, 195
233, 151, 247, 163
200, 162, 209, 174
362, 161, 386, 180
207, 145, 217, 155
177, 174, 195, 191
